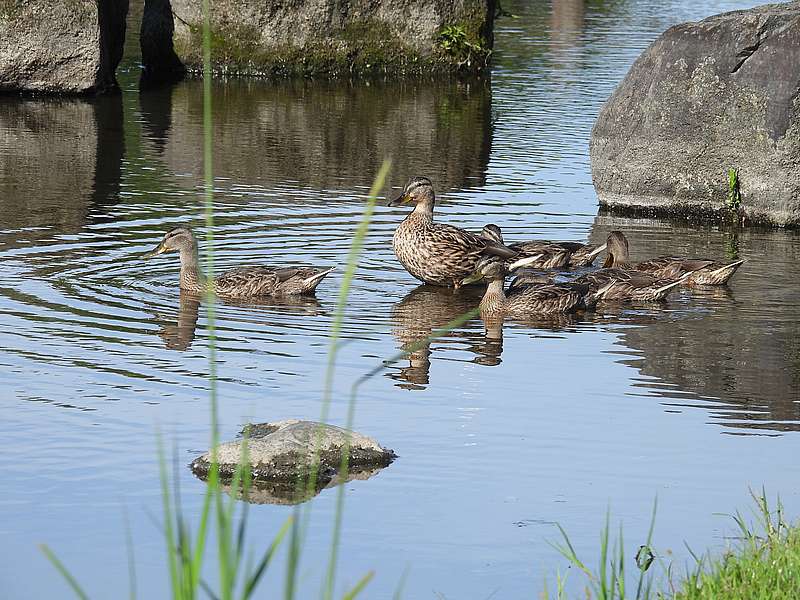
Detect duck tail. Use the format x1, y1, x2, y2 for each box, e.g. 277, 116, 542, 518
508, 254, 544, 271
705, 259, 745, 284
484, 241, 518, 260
303, 266, 336, 291
585, 243, 608, 260
586, 280, 616, 305
652, 277, 686, 299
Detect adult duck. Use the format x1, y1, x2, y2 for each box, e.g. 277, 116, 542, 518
389, 177, 517, 287
462, 257, 605, 315
603, 230, 744, 285
144, 225, 335, 298
480, 224, 607, 270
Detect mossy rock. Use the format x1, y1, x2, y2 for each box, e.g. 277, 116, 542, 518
169, 0, 495, 77
189, 420, 396, 504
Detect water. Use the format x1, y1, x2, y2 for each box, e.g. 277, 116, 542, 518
2, 1, 799, 598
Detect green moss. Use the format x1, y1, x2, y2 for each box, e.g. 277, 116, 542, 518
175, 10, 493, 78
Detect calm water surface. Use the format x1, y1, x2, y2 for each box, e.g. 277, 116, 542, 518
2, 1, 799, 598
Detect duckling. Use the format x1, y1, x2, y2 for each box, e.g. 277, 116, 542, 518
604, 231, 745, 285
462, 257, 602, 316
480, 224, 607, 270
389, 177, 517, 287
144, 225, 335, 298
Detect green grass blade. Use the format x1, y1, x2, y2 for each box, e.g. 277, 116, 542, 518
341, 571, 374, 600
242, 517, 292, 599
123, 508, 137, 600
323, 159, 391, 600
391, 566, 410, 600
39, 544, 90, 600
157, 434, 182, 598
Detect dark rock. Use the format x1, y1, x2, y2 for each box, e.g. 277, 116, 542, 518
0, 0, 129, 94
140, 0, 186, 87
189, 420, 396, 504
591, 1, 800, 226
169, 0, 496, 76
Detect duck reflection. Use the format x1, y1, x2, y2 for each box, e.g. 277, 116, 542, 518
388, 284, 486, 389
158, 291, 201, 351
156, 291, 324, 351
586, 216, 800, 434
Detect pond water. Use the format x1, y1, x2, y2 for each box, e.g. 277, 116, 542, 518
2, 0, 799, 598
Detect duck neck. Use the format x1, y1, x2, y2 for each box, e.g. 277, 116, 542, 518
480, 279, 507, 314
411, 195, 435, 219
606, 251, 631, 269
178, 246, 204, 290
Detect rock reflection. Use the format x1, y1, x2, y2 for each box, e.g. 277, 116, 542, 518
214, 467, 387, 506
156, 292, 324, 351
161, 77, 492, 196
138, 83, 175, 154
589, 215, 800, 433
0, 95, 124, 234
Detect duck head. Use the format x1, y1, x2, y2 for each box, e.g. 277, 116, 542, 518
388, 176, 435, 209
603, 230, 630, 267
144, 225, 198, 258
462, 256, 506, 285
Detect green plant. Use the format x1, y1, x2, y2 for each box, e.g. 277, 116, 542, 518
726, 168, 741, 212
438, 24, 491, 68
547, 501, 658, 600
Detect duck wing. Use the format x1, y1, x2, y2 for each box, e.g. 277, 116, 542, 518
431, 223, 517, 259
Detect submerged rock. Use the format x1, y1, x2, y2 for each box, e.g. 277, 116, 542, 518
169, 0, 495, 76
0, 0, 128, 94
190, 420, 396, 504
591, 2, 800, 226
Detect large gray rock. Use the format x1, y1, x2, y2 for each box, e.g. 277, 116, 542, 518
0, 1, 129, 94
190, 420, 396, 504
169, 0, 495, 76
591, 2, 800, 226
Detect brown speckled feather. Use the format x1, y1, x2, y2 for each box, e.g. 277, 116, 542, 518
213, 266, 334, 298
574, 268, 683, 302
393, 213, 516, 287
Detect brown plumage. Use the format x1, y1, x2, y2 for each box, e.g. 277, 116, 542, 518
480, 224, 607, 270
463, 257, 601, 316
573, 268, 685, 302
143, 225, 335, 298
389, 177, 517, 288
604, 231, 745, 286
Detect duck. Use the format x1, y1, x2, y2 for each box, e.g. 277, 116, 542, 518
389, 177, 517, 288
572, 267, 687, 302
144, 225, 335, 298
480, 224, 607, 270
461, 256, 604, 316
603, 230, 745, 285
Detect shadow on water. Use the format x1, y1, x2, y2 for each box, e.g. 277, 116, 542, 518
589, 215, 800, 434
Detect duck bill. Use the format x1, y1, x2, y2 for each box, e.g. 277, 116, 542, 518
143, 242, 167, 259
602, 251, 615, 268
461, 271, 484, 285
388, 192, 408, 207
